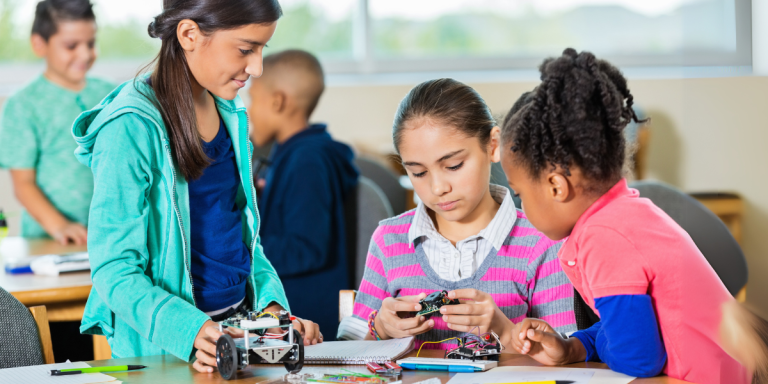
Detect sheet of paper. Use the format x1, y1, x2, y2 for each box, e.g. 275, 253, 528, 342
448, 367, 595, 384
0, 361, 116, 384
458, 366, 636, 384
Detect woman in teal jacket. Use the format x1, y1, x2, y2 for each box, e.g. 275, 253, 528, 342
71, 0, 321, 373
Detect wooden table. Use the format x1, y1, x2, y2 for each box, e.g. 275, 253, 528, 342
0, 237, 111, 359
86, 350, 690, 384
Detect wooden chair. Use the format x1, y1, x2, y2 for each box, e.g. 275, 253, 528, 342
28, 306, 55, 364
339, 290, 357, 322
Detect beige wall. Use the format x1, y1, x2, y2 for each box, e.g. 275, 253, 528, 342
310, 76, 768, 316
2, 76, 768, 315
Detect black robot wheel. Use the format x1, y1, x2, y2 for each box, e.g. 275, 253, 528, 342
283, 329, 304, 374
216, 333, 239, 380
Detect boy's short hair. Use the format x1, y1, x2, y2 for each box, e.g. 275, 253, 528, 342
262, 49, 325, 118
31, 0, 96, 41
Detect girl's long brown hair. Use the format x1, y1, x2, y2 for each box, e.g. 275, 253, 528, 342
141, 0, 282, 180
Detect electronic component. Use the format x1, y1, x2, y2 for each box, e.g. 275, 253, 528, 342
417, 290, 459, 319
444, 331, 503, 361
216, 310, 303, 380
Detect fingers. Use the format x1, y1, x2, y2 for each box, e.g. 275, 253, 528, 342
526, 328, 562, 350
448, 289, 482, 301
224, 326, 244, 337
404, 318, 434, 335
380, 312, 434, 337
510, 318, 540, 353
195, 336, 217, 358
54, 233, 69, 246
299, 320, 320, 345
195, 347, 218, 369
194, 326, 222, 358
393, 315, 429, 331
205, 325, 224, 340
72, 225, 87, 245
193, 357, 215, 373
440, 303, 486, 316
382, 297, 422, 313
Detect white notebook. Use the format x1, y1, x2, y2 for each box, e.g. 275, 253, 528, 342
304, 337, 414, 364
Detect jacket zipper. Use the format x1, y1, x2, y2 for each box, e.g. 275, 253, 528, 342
164, 106, 257, 311
244, 110, 260, 311
164, 143, 197, 306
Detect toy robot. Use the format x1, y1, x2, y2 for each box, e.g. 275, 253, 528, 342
215, 310, 304, 380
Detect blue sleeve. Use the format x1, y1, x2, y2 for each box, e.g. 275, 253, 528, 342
260, 153, 334, 277
572, 295, 666, 378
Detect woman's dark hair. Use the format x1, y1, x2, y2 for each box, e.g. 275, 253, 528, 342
31, 0, 95, 41
392, 78, 496, 153
143, 0, 282, 180
502, 48, 647, 190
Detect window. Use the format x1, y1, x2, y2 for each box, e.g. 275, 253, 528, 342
0, 0, 753, 84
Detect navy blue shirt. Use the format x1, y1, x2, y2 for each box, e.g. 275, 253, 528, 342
258, 124, 359, 340
189, 118, 250, 313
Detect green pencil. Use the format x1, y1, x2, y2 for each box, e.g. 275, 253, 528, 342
50, 365, 147, 376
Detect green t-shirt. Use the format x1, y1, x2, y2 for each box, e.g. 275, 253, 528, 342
0, 75, 115, 238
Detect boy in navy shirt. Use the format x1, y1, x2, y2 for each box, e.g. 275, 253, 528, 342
248, 50, 359, 340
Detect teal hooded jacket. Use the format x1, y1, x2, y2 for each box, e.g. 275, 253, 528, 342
71, 78, 289, 361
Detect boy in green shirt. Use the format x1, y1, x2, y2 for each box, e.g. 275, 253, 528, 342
0, 0, 114, 243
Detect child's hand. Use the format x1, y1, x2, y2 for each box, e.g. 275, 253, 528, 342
376, 293, 434, 339
441, 289, 512, 338
192, 320, 226, 373
290, 317, 323, 345
260, 302, 323, 345
51, 221, 87, 245
510, 318, 586, 366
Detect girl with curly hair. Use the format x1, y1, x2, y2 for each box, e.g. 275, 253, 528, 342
500, 48, 749, 383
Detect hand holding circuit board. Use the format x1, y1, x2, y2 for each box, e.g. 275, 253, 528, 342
416, 290, 461, 319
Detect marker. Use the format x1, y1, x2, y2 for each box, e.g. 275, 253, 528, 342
399, 363, 480, 372
50, 365, 147, 375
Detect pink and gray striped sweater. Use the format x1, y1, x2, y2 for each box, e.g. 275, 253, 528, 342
347, 208, 577, 349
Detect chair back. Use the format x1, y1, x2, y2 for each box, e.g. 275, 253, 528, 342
0, 287, 53, 368
354, 157, 407, 215
630, 180, 748, 296
345, 177, 393, 288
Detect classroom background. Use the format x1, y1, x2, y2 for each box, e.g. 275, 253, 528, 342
1, 0, 768, 353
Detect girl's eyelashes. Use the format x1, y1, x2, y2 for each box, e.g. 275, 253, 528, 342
412, 170, 427, 178
240, 48, 254, 55
447, 161, 464, 171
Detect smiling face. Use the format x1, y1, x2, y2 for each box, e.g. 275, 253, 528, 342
399, 118, 500, 224
32, 20, 97, 90
183, 22, 277, 100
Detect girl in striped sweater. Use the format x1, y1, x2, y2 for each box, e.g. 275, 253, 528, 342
336, 78, 577, 351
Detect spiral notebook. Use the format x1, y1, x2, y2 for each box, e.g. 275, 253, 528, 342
304, 337, 415, 364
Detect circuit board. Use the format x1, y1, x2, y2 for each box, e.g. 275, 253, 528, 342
221, 310, 294, 331
416, 290, 459, 318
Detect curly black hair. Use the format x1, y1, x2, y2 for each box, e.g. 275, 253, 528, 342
502, 48, 647, 190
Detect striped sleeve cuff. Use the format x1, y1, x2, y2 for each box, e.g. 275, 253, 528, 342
337, 316, 369, 340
